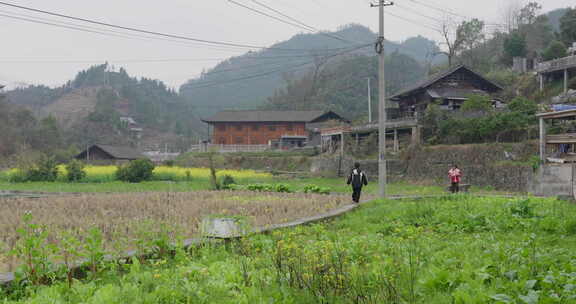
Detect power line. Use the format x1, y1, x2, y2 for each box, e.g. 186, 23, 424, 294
228, 0, 355, 44
247, 0, 364, 44
184, 44, 371, 90
407, 0, 469, 20
384, 10, 440, 32
395, 3, 442, 23
0, 11, 257, 53
0, 1, 363, 52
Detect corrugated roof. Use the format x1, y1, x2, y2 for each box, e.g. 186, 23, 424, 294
389, 65, 503, 100
93, 144, 144, 160
202, 110, 343, 123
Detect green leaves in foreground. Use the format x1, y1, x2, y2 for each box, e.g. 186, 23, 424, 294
3, 196, 576, 303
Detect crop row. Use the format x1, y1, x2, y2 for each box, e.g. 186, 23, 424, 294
0, 166, 271, 183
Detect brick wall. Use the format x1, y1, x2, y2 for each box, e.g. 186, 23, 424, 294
212, 122, 307, 145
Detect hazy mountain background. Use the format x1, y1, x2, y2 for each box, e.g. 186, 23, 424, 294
179, 24, 440, 117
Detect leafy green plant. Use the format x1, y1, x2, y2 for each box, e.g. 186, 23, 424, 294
83, 227, 106, 277
57, 230, 82, 287
274, 183, 292, 193
220, 174, 236, 190
508, 199, 535, 218
116, 159, 155, 183
65, 159, 86, 182
10, 213, 56, 286
303, 184, 331, 194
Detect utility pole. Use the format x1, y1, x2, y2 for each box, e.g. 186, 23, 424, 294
371, 0, 393, 198
367, 77, 372, 123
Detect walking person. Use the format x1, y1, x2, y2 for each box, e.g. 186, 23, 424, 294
448, 165, 462, 193
347, 162, 368, 203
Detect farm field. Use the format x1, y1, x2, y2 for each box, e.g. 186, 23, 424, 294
3, 195, 576, 303
0, 165, 513, 196
0, 191, 347, 273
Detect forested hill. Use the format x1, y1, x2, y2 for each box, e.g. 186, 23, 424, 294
180, 24, 439, 117
6, 64, 202, 151
264, 51, 425, 122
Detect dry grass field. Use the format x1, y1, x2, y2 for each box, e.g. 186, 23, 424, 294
0, 191, 348, 272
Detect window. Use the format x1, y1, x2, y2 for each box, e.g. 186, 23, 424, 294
235, 125, 243, 131
286, 124, 293, 131
218, 137, 225, 144
217, 124, 226, 131
252, 125, 259, 131
268, 125, 276, 131
235, 137, 244, 144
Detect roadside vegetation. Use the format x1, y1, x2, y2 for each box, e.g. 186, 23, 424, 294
2, 195, 575, 303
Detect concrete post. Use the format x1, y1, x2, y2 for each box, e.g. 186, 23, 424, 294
539, 118, 546, 162
411, 126, 421, 146
565, 69, 569, 94
539, 74, 544, 92
393, 129, 399, 152
340, 132, 345, 157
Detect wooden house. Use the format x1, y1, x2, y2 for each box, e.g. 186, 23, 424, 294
75, 144, 145, 164
389, 65, 503, 117
202, 110, 349, 148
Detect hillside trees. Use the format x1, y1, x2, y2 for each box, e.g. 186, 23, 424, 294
265, 52, 425, 121
559, 7, 576, 46
440, 18, 485, 66
542, 40, 568, 60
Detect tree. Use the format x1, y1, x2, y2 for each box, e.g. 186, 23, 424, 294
542, 40, 567, 61
440, 18, 485, 66
504, 31, 527, 60
461, 95, 492, 112
507, 97, 538, 115
559, 7, 576, 46
518, 2, 542, 26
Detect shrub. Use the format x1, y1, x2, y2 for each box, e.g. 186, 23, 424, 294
274, 183, 293, 193
220, 175, 236, 190
246, 184, 274, 192
116, 159, 155, 183
65, 160, 86, 182
303, 184, 331, 195
13, 156, 59, 182
508, 199, 535, 218
461, 94, 492, 112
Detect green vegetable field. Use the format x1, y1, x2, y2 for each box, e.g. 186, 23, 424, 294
3, 195, 575, 303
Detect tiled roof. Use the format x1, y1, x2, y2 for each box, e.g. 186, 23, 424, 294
202, 110, 345, 123
389, 65, 502, 100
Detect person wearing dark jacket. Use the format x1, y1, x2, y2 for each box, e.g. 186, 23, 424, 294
347, 162, 368, 203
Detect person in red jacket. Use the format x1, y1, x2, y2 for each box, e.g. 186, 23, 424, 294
448, 165, 462, 193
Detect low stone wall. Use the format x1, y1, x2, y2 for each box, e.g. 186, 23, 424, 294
528, 164, 573, 197
403, 143, 537, 192
177, 154, 312, 172
310, 156, 404, 181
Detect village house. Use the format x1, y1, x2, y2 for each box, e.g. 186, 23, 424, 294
202, 110, 349, 148
75, 144, 146, 164
388, 65, 503, 117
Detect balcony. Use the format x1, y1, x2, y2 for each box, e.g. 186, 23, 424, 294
536, 55, 576, 74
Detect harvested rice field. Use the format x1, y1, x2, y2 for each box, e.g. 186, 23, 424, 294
0, 191, 348, 272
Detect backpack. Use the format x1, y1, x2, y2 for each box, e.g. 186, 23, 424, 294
351, 169, 364, 188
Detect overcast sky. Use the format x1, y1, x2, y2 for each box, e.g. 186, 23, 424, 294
0, 0, 573, 89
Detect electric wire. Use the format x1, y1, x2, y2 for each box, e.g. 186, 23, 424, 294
228, 0, 355, 44
0, 1, 366, 52
184, 43, 371, 89
246, 0, 364, 44
384, 10, 440, 32
0, 11, 258, 53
